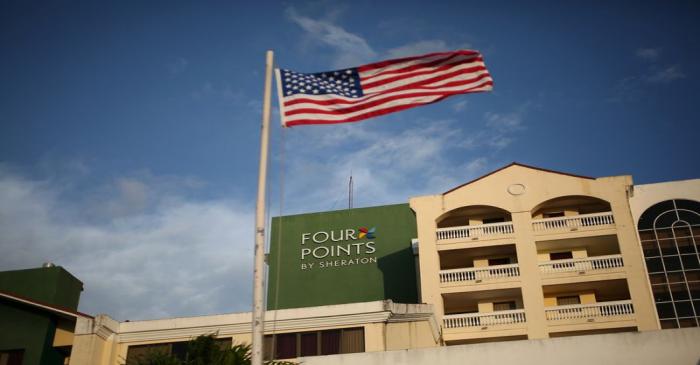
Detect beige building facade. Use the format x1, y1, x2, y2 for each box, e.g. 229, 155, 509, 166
628, 179, 700, 329
69, 301, 438, 365
60, 163, 700, 364
410, 163, 659, 344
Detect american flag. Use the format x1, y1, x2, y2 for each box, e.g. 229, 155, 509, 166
275, 50, 493, 127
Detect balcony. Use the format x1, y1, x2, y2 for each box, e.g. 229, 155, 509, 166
442, 288, 527, 341
543, 280, 636, 333
532, 212, 614, 232
440, 264, 520, 284
444, 309, 526, 329
436, 205, 513, 248
539, 254, 623, 274
436, 222, 514, 241
545, 300, 634, 321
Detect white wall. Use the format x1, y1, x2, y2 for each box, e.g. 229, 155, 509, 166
299, 328, 700, 365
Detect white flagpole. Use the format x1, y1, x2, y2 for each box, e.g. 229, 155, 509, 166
252, 49, 274, 365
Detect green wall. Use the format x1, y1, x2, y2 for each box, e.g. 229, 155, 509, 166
0, 266, 83, 365
267, 204, 419, 310
0, 266, 83, 310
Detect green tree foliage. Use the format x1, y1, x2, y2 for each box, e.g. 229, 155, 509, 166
126, 335, 293, 365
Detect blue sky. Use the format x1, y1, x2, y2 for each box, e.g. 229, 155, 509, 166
1, 1, 698, 320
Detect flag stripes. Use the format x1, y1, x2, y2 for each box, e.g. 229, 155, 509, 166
276, 50, 493, 127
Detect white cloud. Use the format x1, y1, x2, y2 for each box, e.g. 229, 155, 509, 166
635, 48, 660, 62
452, 100, 468, 112
276, 116, 519, 213
646, 65, 686, 83
285, 7, 376, 68
0, 166, 253, 320
484, 110, 524, 132
385, 40, 452, 59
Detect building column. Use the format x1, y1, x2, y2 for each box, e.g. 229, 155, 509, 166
611, 201, 660, 331
512, 211, 548, 339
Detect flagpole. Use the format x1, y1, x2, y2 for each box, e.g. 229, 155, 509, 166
252, 49, 274, 365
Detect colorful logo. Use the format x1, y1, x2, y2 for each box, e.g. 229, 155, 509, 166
358, 227, 376, 239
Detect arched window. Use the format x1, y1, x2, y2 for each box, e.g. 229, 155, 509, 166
637, 199, 700, 329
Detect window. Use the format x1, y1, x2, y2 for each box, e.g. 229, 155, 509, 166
483, 217, 506, 224
488, 257, 511, 266
556, 296, 581, 306
638, 199, 700, 329
493, 301, 516, 311
126, 338, 232, 363
0, 350, 24, 365
550, 251, 573, 260
543, 211, 565, 218
264, 327, 364, 360
550, 251, 575, 270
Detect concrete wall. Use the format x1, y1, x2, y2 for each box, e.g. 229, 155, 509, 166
628, 179, 700, 222
410, 164, 660, 342
299, 328, 700, 365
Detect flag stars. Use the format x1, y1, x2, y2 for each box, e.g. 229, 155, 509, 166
281, 68, 362, 98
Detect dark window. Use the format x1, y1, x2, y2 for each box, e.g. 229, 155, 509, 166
667, 272, 685, 284
681, 254, 700, 270
488, 257, 511, 266
655, 228, 674, 239
641, 241, 659, 257
263, 328, 364, 360
656, 302, 676, 319
653, 285, 672, 302
663, 256, 682, 271
483, 217, 506, 224
678, 318, 698, 328
276, 333, 297, 359
127, 343, 174, 363
649, 273, 667, 285
493, 301, 517, 311
543, 211, 565, 218
670, 284, 690, 301
321, 330, 341, 355
689, 281, 700, 298
639, 230, 656, 241
676, 237, 695, 254
300, 332, 318, 357
656, 212, 679, 229
674, 301, 695, 317
660, 319, 679, 329
687, 271, 700, 284
658, 239, 678, 255
550, 251, 573, 260
675, 200, 700, 215
645, 257, 664, 273
0, 350, 24, 365
126, 339, 231, 363
674, 225, 692, 238
340, 328, 364, 354
556, 296, 581, 306
638, 200, 675, 230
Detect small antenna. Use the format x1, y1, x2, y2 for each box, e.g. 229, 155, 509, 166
348, 173, 353, 209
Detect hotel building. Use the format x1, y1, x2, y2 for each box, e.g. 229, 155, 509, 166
2, 163, 699, 365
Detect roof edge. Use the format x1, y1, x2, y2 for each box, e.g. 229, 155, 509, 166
443, 162, 595, 195
0, 290, 93, 319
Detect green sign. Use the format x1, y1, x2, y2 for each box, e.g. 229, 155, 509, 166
267, 204, 419, 310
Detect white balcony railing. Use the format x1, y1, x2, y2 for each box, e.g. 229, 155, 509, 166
545, 300, 634, 321
436, 222, 514, 241
539, 254, 623, 274
443, 309, 526, 329
531, 212, 614, 232
440, 264, 520, 283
